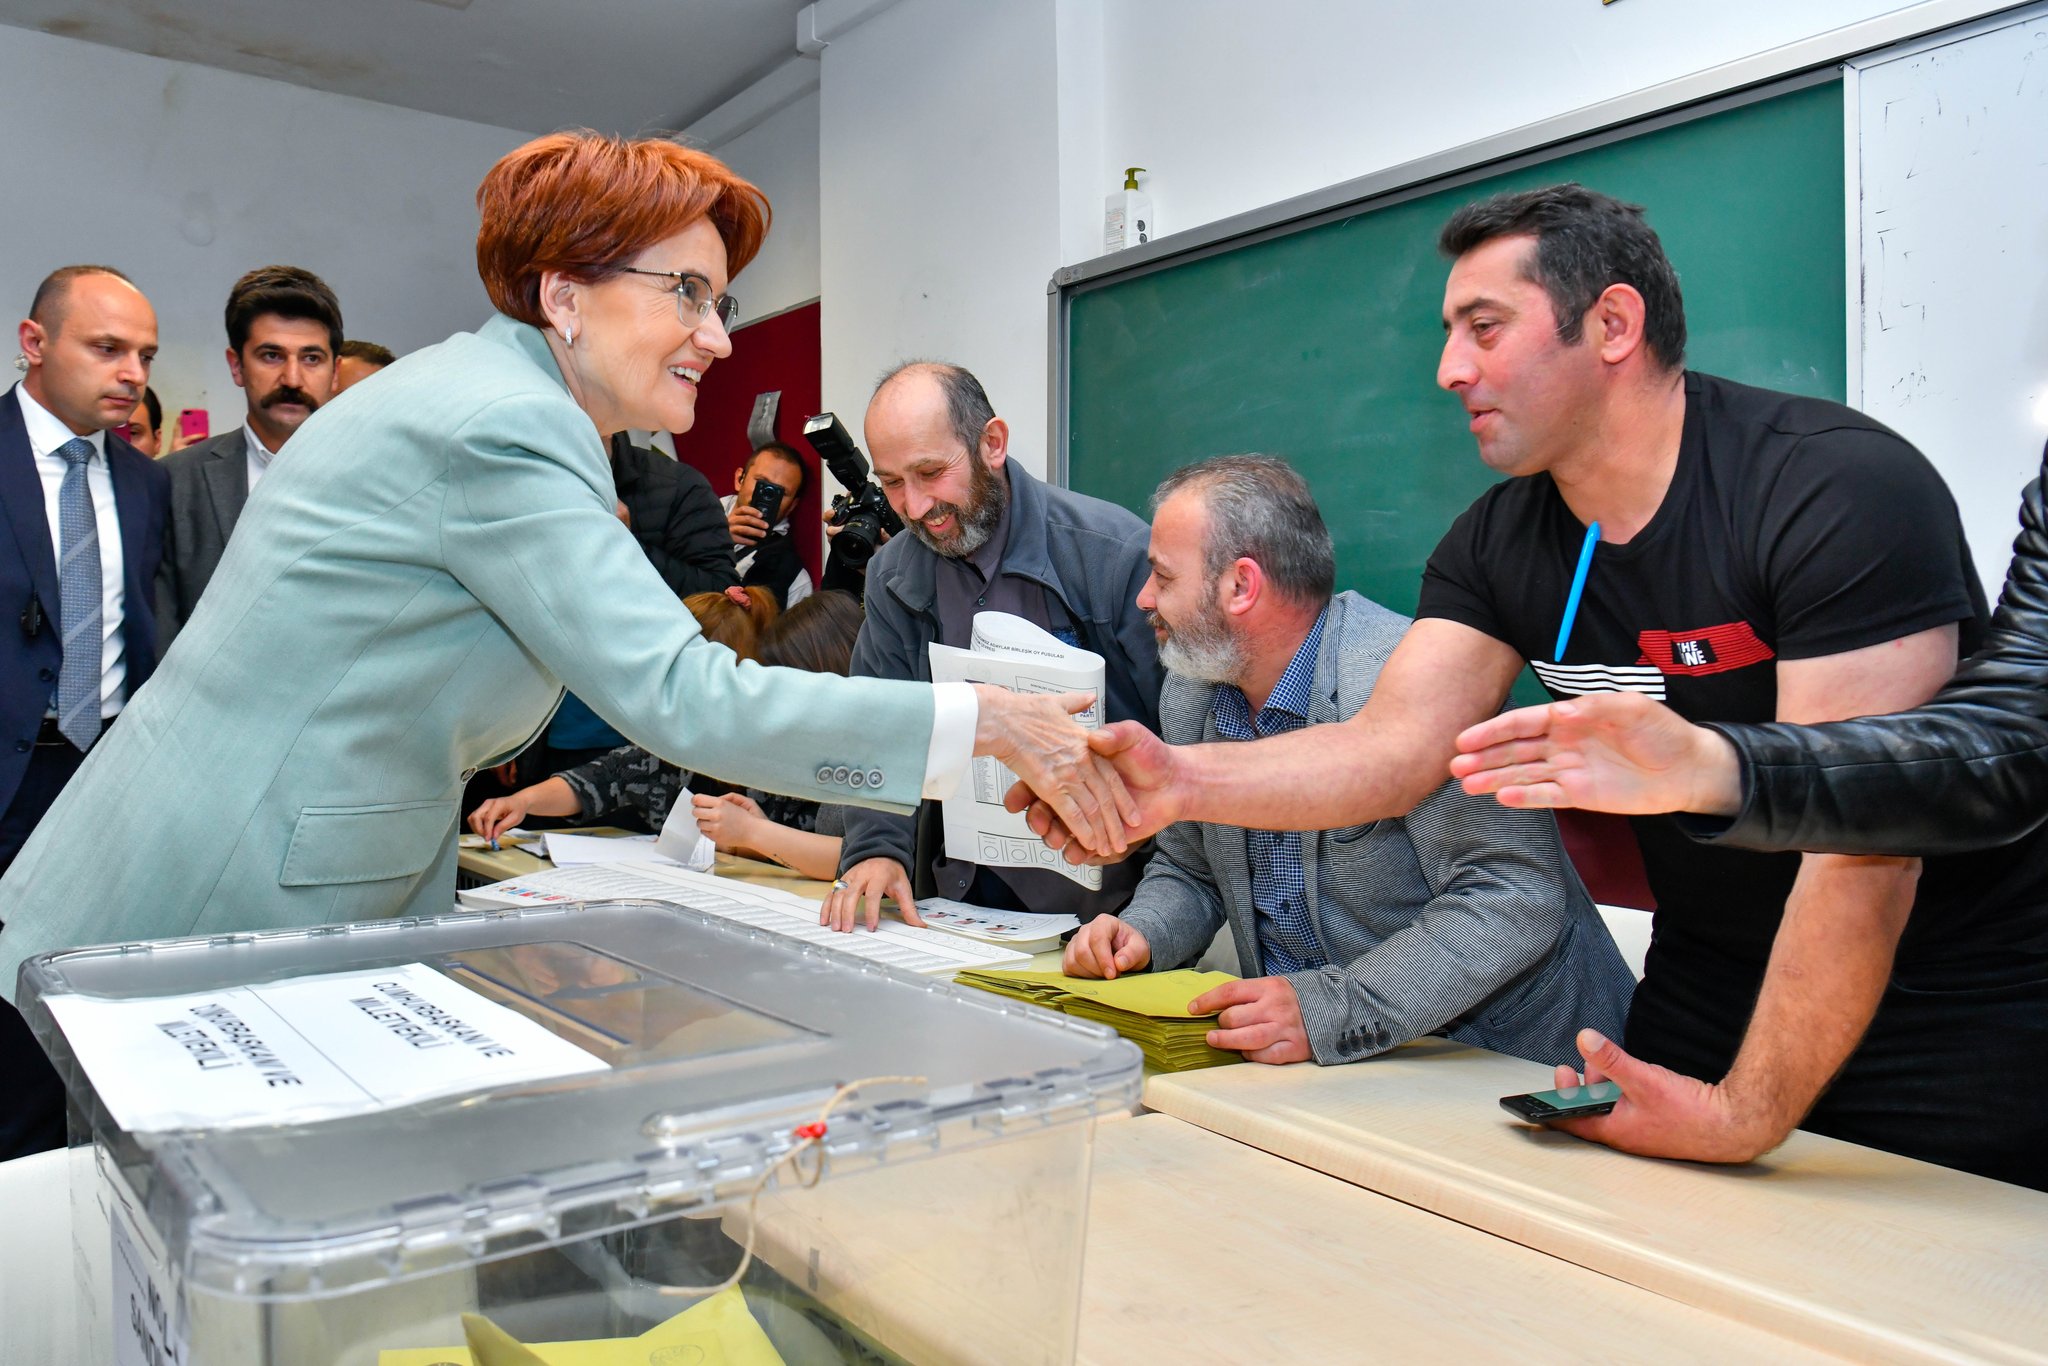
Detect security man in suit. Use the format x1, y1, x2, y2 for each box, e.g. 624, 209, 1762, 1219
0, 264, 170, 1156
156, 265, 342, 648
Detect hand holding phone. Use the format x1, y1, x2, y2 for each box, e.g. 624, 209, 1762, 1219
177, 409, 208, 441
1499, 1079, 1622, 1125
747, 476, 785, 525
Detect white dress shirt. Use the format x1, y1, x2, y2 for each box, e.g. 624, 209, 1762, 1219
16, 382, 128, 717
243, 420, 278, 494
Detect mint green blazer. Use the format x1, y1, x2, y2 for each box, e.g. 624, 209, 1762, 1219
0, 316, 933, 994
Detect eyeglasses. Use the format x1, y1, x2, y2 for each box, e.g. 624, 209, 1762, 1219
615, 267, 739, 331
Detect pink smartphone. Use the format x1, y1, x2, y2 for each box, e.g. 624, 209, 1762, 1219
177, 409, 209, 441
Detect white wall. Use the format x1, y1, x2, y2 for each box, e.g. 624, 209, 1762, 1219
697, 87, 823, 323
818, 0, 1067, 472
0, 24, 526, 435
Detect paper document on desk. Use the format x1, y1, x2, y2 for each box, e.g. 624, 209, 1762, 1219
44, 962, 607, 1132
458, 863, 1031, 975
915, 898, 1078, 952
542, 832, 680, 867
929, 612, 1104, 891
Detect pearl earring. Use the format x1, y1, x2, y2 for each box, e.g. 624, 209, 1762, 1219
564, 324, 575, 348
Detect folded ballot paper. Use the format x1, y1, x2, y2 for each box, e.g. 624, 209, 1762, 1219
928, 612, 1105, 891
953, 969, 1243, 1072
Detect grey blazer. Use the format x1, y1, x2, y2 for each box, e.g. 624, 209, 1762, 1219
155, 427, 250, 651
1117, 592, 1635, 1067
0, 316, 937, 995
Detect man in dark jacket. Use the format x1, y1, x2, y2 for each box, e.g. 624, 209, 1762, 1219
821, 361, 1162, 931
611, 432, 740, 600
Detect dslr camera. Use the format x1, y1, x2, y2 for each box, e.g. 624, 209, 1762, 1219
803, 412, 903, 568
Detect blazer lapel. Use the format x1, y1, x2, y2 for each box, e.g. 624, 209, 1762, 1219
107, 437, 149, 597
0, 388, 60, 615
200, 437, 247, 542
1201, 703, 1265, 974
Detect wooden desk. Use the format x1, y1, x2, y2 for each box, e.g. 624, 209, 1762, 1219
1146, 1041, 2048, 1363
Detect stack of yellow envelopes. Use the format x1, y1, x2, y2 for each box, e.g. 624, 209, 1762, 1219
953, 969, 1241, 1071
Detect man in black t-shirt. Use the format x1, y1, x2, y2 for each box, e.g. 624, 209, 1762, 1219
1032, 184, 2048, 1188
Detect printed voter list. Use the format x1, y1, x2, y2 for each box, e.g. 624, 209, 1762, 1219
45, 961, 606, 1131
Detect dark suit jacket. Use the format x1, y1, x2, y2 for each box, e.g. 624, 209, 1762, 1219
155, 427, 249, 649
0, 385, 170, 812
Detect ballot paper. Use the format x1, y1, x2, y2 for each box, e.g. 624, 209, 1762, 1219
457, 862, 1031, 975
914, 898, 1078, 953
44, 962, 608, 1132
542, 831, 680, 868
653, 800, 717, 871
954, 968, 1242, 1072
928, 612, 1105, 891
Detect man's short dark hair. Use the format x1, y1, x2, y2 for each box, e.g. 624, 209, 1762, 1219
139, 385, 162, 434
337, 339, 395, 367
875, 360, 997, 458
1437, 183, 1686, 371
749, 440, 808, 497
29, 265, 134, 333
1152, 454, 1335, 608
225, 265, 344, 354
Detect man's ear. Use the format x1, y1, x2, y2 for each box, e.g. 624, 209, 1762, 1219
979, 416, 1010, 470
224, 345, 247, 389
18, 319, 46, 367
1221, 557, 1264, 618
1590, 282, 1648, 366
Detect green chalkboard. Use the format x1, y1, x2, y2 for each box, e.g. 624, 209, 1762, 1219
1068, 80, 1845, 640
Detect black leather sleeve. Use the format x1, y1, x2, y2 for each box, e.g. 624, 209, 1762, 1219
1694, 449, 2048, 856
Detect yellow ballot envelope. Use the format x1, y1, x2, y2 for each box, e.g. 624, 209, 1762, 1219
377, 1285, 784, 1366
954, 968, 1243, 1071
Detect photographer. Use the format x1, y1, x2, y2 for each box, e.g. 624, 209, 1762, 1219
722, 442, 812, 608
822, 362, 1163, 931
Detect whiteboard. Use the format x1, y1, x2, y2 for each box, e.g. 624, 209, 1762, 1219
1852, 5, 2048, 598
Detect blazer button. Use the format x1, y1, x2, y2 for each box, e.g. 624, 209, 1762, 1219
867, 769, 884, 788
37, 668, 53, 683
816, 765, 834, 784
832, 766, 851, 785
459, 768, 478, 782
848, 769, 867, 789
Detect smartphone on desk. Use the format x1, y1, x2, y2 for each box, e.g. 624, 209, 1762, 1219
1500, 1079, 1622, 1124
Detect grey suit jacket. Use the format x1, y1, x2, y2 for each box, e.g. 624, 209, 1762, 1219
155, 427, 250, 650
0, 315, 937, 996
1117, 592, 1635, 1067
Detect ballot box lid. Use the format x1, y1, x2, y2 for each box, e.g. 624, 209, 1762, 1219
20, 900, 1139, 1299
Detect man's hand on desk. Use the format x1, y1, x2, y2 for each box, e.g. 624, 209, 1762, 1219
822, 857, 921, 933
1547, 1028, 1786, 1165
1191, 977, 1312, 1065
1004, 719, 1184, 863
1064, 914, 1152, 979
974, 688, 1139, 859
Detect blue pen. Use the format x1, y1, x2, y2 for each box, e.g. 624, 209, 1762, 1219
1554, 521, 1600, 662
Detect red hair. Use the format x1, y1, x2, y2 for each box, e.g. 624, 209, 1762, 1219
475, 131, 770, 326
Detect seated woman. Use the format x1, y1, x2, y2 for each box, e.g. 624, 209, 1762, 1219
692, 591, 865, 880
469, 588, 777, 837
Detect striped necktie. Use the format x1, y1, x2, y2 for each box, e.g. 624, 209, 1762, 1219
54, 437, 102, 752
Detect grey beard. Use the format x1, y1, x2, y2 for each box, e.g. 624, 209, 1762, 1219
1159, 629, 1243, 685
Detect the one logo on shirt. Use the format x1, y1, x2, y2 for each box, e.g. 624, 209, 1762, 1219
1530, 660, 1668, 700
1636, 622, 1774, 676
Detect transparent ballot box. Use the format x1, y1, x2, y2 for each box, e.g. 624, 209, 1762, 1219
20, 900, 1141, 1365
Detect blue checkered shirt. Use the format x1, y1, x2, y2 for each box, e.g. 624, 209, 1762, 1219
1210, 608, 1330, 974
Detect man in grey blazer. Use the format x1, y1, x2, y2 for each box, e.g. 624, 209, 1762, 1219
1066, 456, 1632, 1066
156, 265, 342, 648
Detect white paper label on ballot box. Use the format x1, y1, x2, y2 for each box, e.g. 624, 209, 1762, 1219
47, 962, 607, 1132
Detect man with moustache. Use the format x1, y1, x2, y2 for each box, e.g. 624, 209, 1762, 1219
1064, 455, 1632, 1067
819, 361, 1162, 931
0, 264, 170, 1154
157, 265, 343, 647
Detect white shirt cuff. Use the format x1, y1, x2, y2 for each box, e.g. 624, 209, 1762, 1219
922, 681, 979, 799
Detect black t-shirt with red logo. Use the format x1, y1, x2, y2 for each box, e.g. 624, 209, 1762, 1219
1421, 371, 2048, 1073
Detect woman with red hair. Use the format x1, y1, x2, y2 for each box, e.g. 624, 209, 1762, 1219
0, 134, 1127, 1155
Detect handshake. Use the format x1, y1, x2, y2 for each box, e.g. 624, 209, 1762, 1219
974, 688, 1181, 861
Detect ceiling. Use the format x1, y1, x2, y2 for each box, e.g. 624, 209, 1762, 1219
0, 0, 809, 135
